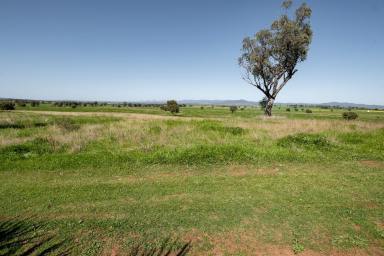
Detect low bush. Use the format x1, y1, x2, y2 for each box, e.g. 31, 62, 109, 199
305, 109, 313, 113
342, 111, 358, 120
278, 133, 331, 149
286, 108, 291, 112
0, 101, 15, 110
229, 106, 238, 113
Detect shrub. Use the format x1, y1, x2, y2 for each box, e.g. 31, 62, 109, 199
278, 133, 331, 149
160, 100, 179, 114
342, 111, 358, 120
167, 100, 179, 114
305, 109, 312, 113
286, 108, 291, 112
229, 106, 238, 114
0, 101, 15, 110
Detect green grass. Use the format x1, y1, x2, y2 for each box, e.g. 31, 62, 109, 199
1, 106, 384, 255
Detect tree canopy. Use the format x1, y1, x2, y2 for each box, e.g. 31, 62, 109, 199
239, 0, 312, 116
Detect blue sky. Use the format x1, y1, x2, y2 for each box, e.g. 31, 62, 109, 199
0, 0, 383, 104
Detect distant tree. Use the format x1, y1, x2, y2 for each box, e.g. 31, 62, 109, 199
286, 108, 291, 112
305, 109, 312, 113
239, 0, 312, 116
161, 100, 180, 114
0, 101, 15, 110
230, 106, 238, 114
31, 101, 40, 107
342, 111, 358, 120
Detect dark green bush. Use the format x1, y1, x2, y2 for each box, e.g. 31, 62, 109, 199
278, 133, 331, 149
161, 100, 179, 114
286, 108, 291, 112
305, 109, 313, 113
229, 106, 238, 113
342, 111, 358, 120
0, 101, 15, 110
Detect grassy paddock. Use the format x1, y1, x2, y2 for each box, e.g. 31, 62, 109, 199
1, 107, 383, 255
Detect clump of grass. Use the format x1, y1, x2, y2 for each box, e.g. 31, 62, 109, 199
0, 121, 48, 130
292, 238, 305, 254
0, 138, 53, 157
195, 120, 246, 135
332, 234, 368, 249
277, 133, 331, 149
148, 126, 162, 134
54, 118, 80, 132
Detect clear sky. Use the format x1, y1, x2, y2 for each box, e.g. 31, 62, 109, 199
1, 0, 383, 104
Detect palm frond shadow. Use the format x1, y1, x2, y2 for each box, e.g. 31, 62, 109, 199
0, 218, 71, 256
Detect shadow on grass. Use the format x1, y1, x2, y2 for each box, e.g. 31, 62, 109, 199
0, 217, 191, 256
0, 217, 71, 255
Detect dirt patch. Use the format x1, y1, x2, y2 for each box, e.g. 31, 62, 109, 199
183, 229, 383, 256
359, 160, 384, 169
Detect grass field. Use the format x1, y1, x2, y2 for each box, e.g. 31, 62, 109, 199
1, 105, 383, 255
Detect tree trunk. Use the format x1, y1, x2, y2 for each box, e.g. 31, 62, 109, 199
264, 98, 274, 116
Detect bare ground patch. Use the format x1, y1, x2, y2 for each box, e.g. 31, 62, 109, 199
360, 160, 384, 169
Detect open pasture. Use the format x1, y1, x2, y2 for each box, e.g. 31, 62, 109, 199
1, 106, 384, 255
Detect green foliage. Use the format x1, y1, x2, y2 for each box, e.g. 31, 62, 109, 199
161, 100, 180, 114
196, 120, 245, 135
1, 138, 53, 157
305, 109, 312, 113
278, 133, 331, 149
259, 97, 268, 110
229, 106, 238, 113
239, 1, 312, 116
342, 111, 358, 120
286, 108, 291, 112
292, 238, 305, 254
0, 101, 15, 110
